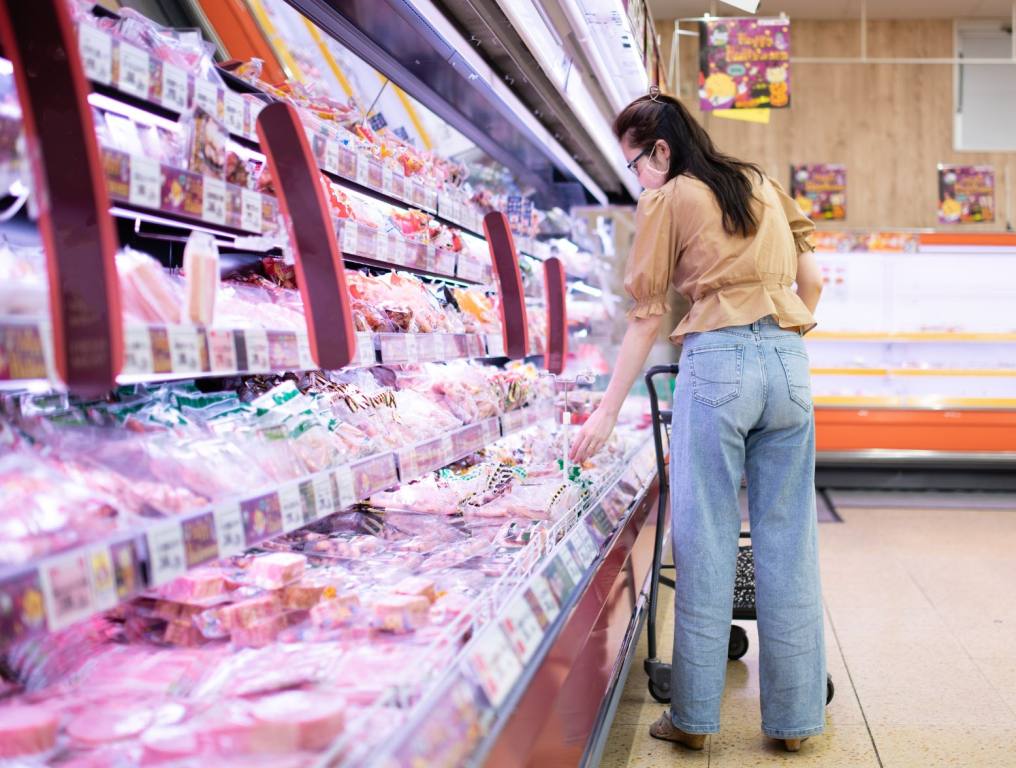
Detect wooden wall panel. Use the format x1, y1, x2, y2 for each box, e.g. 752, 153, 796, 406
655, 19, 1016, 231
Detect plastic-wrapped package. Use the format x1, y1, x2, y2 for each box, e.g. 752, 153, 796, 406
0, 239, 47, 316
183, 231, 220, 325
117, 247, 182, 325
187, 107, 228, 178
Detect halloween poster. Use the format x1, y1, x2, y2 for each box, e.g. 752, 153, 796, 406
791, 164, 846, 220
699, 17, 790, 111
938, 165, 994, 224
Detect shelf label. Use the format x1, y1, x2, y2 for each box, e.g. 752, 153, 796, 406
404, 333, 418, 362
213, 502, 245, 558
240, 188, 262, 233
207, 329, 238, 372
39, 551, 93, 632
337, 145, 357, 178
167, 325, 204, 372
223, 91, 245, 135
335, 464, 356, 508
416, 333, 440, 361
122, 324, 154, 374
312, 472, 335, 519
500, 593, 544, 664
564, 540, 588, 579
161, 62, 189, 112
341, 221, 359, 255
572, 523, 600, 566
297, 332, 315, 369
468, 625, 523, 708
355, 331, 375, 366
382, 166, 394, 193
485, 333, 505, 357
279, 483, 305, 533
78, 24, 112, 85
375, 231, 390, 261
441, 434, 456, 463
355, 154, 370, 186
117, 42, 150, 99
202, 176, 227, 225
88, 546, 117, 613
324, 140, 339, 174
128, 154, 161, 210
545, 554, 578, 604
390, 236, 407, 266
181, 512, 218, 567
244, 328, 270, 371
398, 445, 421, 481
146, 521, 187, 587
194, 79, 220, 118
525, 575, 560, 629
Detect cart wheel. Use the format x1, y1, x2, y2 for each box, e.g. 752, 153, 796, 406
826, 674, 835, 705
648, 678, 671, 703
728, 624, 749, 660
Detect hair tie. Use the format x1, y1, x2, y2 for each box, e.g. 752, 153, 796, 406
648, 85, 662, 102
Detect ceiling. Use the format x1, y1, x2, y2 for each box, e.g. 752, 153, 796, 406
648, 0, 1016, 20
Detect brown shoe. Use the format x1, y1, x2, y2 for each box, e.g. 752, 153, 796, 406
782, 738, 807, 752
648, 712, 707, 750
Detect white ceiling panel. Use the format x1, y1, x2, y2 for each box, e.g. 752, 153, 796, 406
649, 0, 1016, 20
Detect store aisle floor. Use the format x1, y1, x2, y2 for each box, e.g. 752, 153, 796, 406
600, 501, 1016, 767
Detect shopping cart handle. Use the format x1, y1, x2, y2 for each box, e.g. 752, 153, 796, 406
645, 364, 680, 381
657, 409, 672, 424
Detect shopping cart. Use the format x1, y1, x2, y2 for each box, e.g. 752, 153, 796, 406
642, 364, 834, 706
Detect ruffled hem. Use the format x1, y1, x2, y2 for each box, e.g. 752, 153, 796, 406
627, 294, 670, 320
794, 233, 816, 254
668, 284, 814, 343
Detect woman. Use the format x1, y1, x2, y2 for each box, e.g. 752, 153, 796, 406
569, 90, 826, 753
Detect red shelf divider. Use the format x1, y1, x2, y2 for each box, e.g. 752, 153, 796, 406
483, 211, 529, 359
543, 257, 567, 374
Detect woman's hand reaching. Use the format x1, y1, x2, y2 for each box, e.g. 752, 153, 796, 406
568, 405, 619, 464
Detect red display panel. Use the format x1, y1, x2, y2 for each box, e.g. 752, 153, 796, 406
0, 0, 123, 394
542, 256, 567, 374
483, 212, 529, 359
256, 102, 355, 370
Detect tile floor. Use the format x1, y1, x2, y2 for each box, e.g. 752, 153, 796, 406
600, 500, 1016, 767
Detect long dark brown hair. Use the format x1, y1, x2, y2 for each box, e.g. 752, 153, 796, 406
613, 92, 763, 238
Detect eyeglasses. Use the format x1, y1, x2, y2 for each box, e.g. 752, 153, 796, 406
626, 145, 655, 176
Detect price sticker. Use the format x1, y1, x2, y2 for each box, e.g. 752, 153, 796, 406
335, 464, 356, 509
78, 24, 112, 85
128, 154, 161, 210
382, 166, 394, 193
122, 324, 154, 374
312, 472, 335, 519
213, 502, 246, 557
39, 551, 94, 631
117, 42, 150, 99
278, 483, 304, 533
240, 188, 263, 234
500, 593, 544, 664
202, 177, 226, 225
223, 91, 245, 135
146, 521, 187, 587
244, 328, 270, 371
161, 62, 189, 112
194, 79, 220, 119
168, 325, 204, 372
207, 329, 238, 372
468, 625, 523, 708
341, 221, 359, 254
324, 140, 340, 173
355, 154, 370, 186
527, 575, 560, 627
88, 547, 117, 613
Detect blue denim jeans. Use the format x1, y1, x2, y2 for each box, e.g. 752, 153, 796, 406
668, 315, 826, 739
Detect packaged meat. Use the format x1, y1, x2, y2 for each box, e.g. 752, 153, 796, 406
187, 106, 228, 178
251, 690, 346, 751
158, 568, 229, 603
248, 552, 306, 589
280, 580, 330, 610
309, 593, 360, 628
0, 705, 58, 757
231, 613, 289, 648
117, 247, 183, 325
66, 704, 154, 746
372, 594, 430, 634
217, 594, 282, 630
182, 230, 220, 325
393, 575, 438, 604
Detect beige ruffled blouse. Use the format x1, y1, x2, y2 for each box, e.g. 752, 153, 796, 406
624, 172, 817, 343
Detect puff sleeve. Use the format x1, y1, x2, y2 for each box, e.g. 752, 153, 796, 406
770, 176, 816, 255
624, 186, 678, 320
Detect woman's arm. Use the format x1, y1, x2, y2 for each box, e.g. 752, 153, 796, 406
568, 312, 665, 463
795, 249, 823, 314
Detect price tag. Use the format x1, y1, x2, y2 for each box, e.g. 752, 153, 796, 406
223, 91, 245, 135
297, 332, 315, 370
194, 79, 220, 118
324, 140, 339, 173
468, 625, 523, 708
39, 551, 94, 631
527, 575, 560, 627
146, 521, 187, 587
122, 324, 154, 374
375, 232, 390, 262
404, 333, 418, 362
87, 547, 117, 613
485, 334, 505, 357
572, 524, 599, 566
279, 483, 304, 533
167, 325, 203, 372
355, 154, 370, 186
341, 221, 359, 254
312, 472, 335, 519
161, 62, 189, 112
240, 188, 263, 234
390, 236, 407, 266
207, 329, 237, 372
416, 333, 438, 361
500, 593, 544, 664
244, 329, 270, 371
128, 154, 161, 210
557, 548, 584, 586
398, 445, 421, 481
202, 177, 226, 225
483, 417, 502, 445
356, 332, 375, 366
117, 42, 150, 99
382, 166, 393, 193
335, 464, 356, 508
213, 502, 246, 557
441, 434, 456, 464
78, 25, 112, 85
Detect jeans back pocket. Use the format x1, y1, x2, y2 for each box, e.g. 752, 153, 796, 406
776, 346, 813, 412
688, 344, 744, 407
